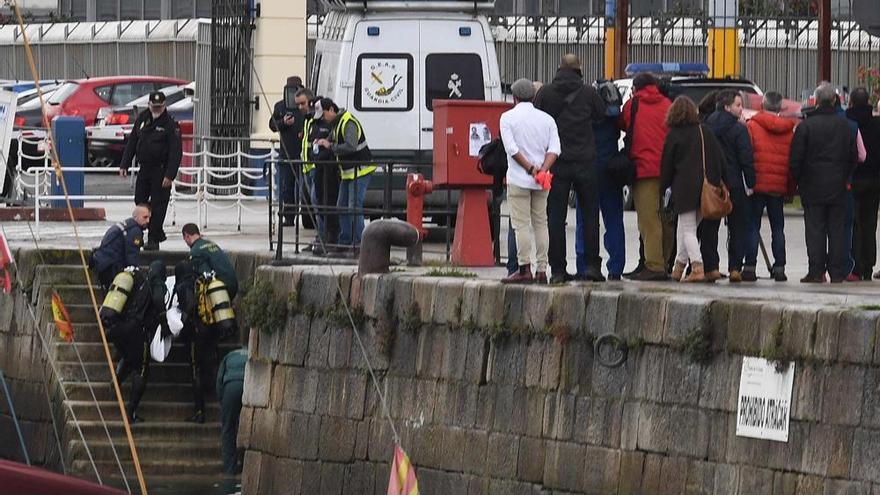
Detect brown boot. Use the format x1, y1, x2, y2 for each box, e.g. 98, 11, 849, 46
682, 262, 705, 283
704, 270, 722, 283
502, 264, 534, 284
671, 261, 686, 282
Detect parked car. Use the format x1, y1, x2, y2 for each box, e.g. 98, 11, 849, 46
13, 75, 188, 128
1, 79, 62, 94
15, 84, 60, 108
87, 82, 195, 167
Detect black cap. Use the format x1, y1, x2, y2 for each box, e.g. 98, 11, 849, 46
148, 91, 166, 105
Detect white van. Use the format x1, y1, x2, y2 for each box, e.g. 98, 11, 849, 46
312, 0, 502, 161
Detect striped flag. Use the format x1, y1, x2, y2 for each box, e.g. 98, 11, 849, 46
51, 291, 74, 343
387, 445, 419, 495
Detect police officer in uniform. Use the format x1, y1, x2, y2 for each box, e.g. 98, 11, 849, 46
269, 76, 306, 226
314, 98, 376, 255
120, 91, 183, 251
102, 260, 170, 422
176, 223, 239, 423
90, 205, 150, 290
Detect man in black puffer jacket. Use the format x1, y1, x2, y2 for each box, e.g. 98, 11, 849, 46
704, 90, 756, 283
846, 88, 880, 280
534, 54, 606, 283
791, 82, 859, 283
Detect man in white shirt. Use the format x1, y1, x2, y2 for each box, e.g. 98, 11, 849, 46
501, 78, 562, 284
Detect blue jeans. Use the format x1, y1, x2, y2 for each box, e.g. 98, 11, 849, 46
277, 161, 297, 222
305, 169, 324, 240
338, 173, 372, 246
744, 193, 786, 271
576, 171, 625, 276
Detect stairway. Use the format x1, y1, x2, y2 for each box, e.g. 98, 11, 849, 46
31, 261, 238, 489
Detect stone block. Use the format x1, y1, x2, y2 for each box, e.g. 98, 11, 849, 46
662, 350, 702, 405
288, 413, 321, 460
664, 296, 711, 346
361, 274, 390, 319
711, 463, 739, 493
523, 388, 546, 438
542, 441, 586, 491
617, 450, 645, 494
242, 360, 271, 408
864, 367, 880, 429
474, 385, 497, 431
367, 418, 394, 463
726, 302, 764, 354
559, 336, 593, 394
581, 445, 620, 495
439, 328, 468, 381
615, 293, 668, 344
815, 309, 842, 361
487, 432, 519, 478
780, 306, 818, 360
459, 280, 483, 327
413, 378, 439, 425
477, 283, 506, 329
543, 392, 576, 441
793, 363, 825, 421
281, 367, 319, 413
460, 429, 489, 475
552, 287, 588, 335
438, 426, 467, 472
838, 311, 878, 364
522, 285, 554, 332
516, 436, 545, 483
241, 451, 263, 494
707, 300, 733, 352
636, 403, 709, 458
250, 407, 277, 451
822, 364, 865, 426
389, 323, 418, 376
487, 336, 526, 386
502, 284, 527, 330
319, 461, 345, 495
525, 338, 546, 388
541, 338, 564, 389
591, 351, 635, 399
256, 327, 280, 362
698, 353, 739, 412
280, 313, 311, 366
852, 428, 880, 483
299, 270, 338, 312
411, 277, 439, 323
802, 423, 853, 477
797, 475, 826, 495
823, 480, 871, 495
737, 465, 775, 495
353, 419, 371, 460
327, 326, 353, 369
433, 381, 459, 425
659, 456, 689, 495
639, 453, 663, 493
432, 278, 465, 326
344, 461, 376, 494
685, 460, 716, 495
417, 468, 469, 494
584, 290, 619, 337
306, 317, 331, 369
453, 384, 478, 428
237, 406, 254, 449
392, 276, 416, 324
463, 332, 489, 385
580, 396, 623, 448
634, 346, 666, 402
772, 471, 800, 495
270, 458, 303, 494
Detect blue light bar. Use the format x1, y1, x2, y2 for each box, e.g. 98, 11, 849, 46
367, 26, 380, 36
624, 62, 710, 77
459, 26, 472, 36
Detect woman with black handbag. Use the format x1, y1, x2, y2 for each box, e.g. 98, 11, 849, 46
660, 97, 727, 282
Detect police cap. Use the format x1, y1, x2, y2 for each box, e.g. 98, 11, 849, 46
148, 91, 166, 105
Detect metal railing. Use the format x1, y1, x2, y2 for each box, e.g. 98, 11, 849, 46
9, 132, 281, 238
269, 159, 457, 261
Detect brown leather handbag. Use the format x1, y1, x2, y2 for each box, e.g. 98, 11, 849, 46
698, 125, 733, 220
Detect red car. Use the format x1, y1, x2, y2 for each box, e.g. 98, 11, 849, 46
14, 75, 188, 128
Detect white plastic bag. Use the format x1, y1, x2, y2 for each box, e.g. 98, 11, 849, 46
150, 327, 172, 362
165, 276, 183, 336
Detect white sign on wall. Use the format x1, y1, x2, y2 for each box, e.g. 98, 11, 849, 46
736, 357, 795, 442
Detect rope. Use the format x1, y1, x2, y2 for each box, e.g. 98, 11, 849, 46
223, 3, 404, 446
10, 3, 148, 493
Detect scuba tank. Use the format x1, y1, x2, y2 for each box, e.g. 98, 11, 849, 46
198, 271, 236, 337
99, 267, 136, 325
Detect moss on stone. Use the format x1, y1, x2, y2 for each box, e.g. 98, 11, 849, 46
241, 277, 288, 334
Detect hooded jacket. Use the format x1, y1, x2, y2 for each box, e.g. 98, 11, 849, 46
846, 105, 880, 194
746, 112, 796, 196
533, 67, 606, 168
619, 85, 671, 179
790, 106, 858, 205
705, 110, 756, 190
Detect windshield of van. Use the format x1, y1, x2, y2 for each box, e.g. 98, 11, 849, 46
425, 53, 485, 110
47, 82, 79, 105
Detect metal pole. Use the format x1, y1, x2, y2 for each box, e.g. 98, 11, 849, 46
818, 0, 832, 83
615, 0, 629, 79
0, 369, 31, 465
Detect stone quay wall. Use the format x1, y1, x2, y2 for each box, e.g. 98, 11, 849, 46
240, 265, 880, 494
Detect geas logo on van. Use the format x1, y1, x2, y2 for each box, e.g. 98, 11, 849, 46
361, 58, 408, 109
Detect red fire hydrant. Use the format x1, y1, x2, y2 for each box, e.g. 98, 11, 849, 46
406, 173, 433, 240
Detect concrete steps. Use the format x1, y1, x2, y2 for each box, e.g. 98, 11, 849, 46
30, 259, 235, 481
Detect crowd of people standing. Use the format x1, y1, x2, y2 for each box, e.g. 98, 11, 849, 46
502, 53, 879, 285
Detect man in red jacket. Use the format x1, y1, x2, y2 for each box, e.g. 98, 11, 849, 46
743, 92, 796, 282
619, 73, 672, 281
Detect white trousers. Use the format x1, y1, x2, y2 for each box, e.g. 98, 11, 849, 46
675, 210, 703, 265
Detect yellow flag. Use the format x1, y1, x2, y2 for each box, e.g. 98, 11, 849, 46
51, 291, 74, 343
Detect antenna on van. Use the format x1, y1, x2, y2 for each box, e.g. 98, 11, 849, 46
70, 54, 90, 79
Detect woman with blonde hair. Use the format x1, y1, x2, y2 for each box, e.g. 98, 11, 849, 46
660, 96, 727, 282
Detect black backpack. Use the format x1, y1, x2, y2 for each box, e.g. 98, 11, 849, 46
477, 137, 507, 179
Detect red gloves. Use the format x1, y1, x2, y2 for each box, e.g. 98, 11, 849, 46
534, 170, 553, 191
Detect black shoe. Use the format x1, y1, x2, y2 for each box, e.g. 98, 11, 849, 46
771, 267, 788, 282
185, 411, 205, 424
549, 273, 574, 284
628, 269, 669, 282
800, 274, 824, 284
581, 269, 606, 282
312, 244, 327, 256
607, 273, 622, 281
143, 241, 160, 251
741, 270, 757, 282
127, 409, 144, 423
282, 218, 296, 227
623, 263, 645, 278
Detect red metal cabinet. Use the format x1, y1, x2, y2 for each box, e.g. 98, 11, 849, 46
432, 100, 513, 188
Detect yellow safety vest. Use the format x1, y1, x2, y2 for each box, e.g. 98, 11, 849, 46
335, 111, 377, 180
300, 118, 315, 174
